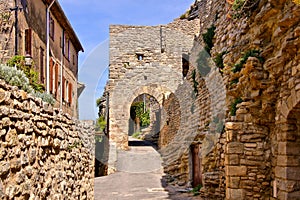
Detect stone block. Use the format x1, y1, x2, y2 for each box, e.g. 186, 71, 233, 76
244, 143, 257, 148
277, 131, 297, 141
226, 142, 244, 154
275, 166, 300, 180
277, 155, 300, 167
226, 130, 237, 142
226, 188, 245, 199
240, 134, 266, 142
228, 177, 240, 188
226, 166, 247, 176
226, 122, 243, 130
278, 142, 300, 156
225, 154, 239, 165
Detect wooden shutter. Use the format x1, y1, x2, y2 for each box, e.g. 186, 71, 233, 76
68, 82, 72, 105
25, 29, 32, 55
49, 59, 53, 93
62, 76, 65, 101
55, 64, 59, 96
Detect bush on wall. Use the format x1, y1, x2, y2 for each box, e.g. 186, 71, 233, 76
0, 64, 55, 105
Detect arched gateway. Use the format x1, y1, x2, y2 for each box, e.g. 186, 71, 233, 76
107, 23, 198, 150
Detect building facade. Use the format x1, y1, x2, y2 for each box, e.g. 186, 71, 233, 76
0, 0, 83, 118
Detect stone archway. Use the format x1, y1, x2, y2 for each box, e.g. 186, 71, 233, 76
275, 100, 300, 199
108, 63, 182, 150
128, 93, 161, 146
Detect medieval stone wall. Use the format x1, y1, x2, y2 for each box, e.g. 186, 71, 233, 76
0, 80, 94, 199
106, 0, 300, 199
147, 0, 300, 199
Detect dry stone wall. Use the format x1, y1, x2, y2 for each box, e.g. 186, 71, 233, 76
0, 80, 94, 199
208, 0, 300, 199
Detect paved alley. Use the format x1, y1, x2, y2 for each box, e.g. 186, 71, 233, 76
94, 138, 198, 200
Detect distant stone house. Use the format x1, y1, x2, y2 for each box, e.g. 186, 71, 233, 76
0, 0, 84, 118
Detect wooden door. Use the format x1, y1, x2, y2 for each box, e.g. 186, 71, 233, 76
191, 144, 202, 187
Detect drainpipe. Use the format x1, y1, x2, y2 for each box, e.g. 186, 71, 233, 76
10, 0, 19, 55
46, 0, 56, 94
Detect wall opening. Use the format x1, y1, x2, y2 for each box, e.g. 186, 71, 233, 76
128, 93, 160, 147
136, 53, 144, 61
182, 54, 189, 78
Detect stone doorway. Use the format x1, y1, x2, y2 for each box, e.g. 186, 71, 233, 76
275, 101, 300, 199
128, 93, 161, 147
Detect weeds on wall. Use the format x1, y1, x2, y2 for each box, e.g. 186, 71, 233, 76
132, 131, 141, 139
231, 49, 264, 73
213, 51, 227, 73
202, 25, 216, 55
228, 0, 260, 18
68, 140, 82, 150
191, 184, 202, 196
191, 69, 199, 96
0, 64, 55, 105
230, 78, 239, 85
230, 97, 243, 116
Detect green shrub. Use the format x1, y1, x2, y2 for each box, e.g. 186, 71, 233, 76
132, 132, 141, 139
230, 97, 243, 116
230, 78, 239, 85
232, 50, 264, 73
191, 184, 202, 196
191, 69, 199, 96
0, 64, 55, 105
34, 92, 55, 105
202, 25, 216, 55
231, 0, 260, 18
7, 56, 45, 92
0, 64, 34, 93
130, 102, 150, 128
96, 116, 107, 132
213, 51, 227, 71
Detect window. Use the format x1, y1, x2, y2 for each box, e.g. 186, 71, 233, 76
25, 29, 32, 55
136, 54, 144, 61
49, 16, 54, 39
65, 80, 69, 102
182, 55, 189, 78
62, 30, 70, 60
62, 76, 65, 101
68, 82, 72, 105
55, 64, 59, 96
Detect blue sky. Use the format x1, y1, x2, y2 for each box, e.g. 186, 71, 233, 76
59, 0, 195, 120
